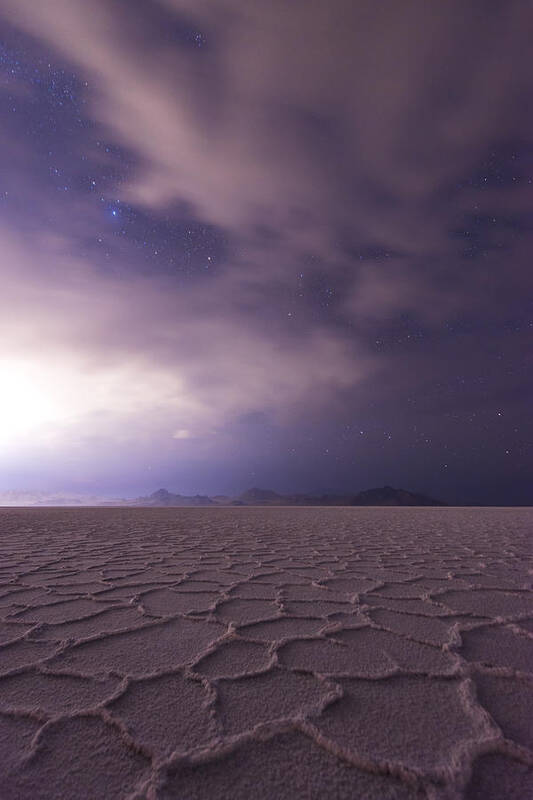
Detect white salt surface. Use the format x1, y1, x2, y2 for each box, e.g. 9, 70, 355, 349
0, 506, 532, 799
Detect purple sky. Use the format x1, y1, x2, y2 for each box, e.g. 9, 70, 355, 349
0, 1, 532, 503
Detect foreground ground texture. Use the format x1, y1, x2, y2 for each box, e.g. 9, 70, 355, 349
0, 507, 532, 800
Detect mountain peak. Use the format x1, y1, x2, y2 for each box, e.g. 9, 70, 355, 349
150, 488, 174, 500
353, 486, 446, 506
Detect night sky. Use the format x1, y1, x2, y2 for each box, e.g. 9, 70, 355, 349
0, 1, 532, 504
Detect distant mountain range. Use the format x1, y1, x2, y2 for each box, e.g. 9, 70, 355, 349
234, 486, 446, 507
0, 485, 446, 507
129, 485, 446, 507
130, 488, 214, 507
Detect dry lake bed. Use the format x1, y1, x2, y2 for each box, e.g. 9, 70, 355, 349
0, 506, 532, 799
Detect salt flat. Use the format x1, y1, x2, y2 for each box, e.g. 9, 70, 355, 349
0, 506, 532, 800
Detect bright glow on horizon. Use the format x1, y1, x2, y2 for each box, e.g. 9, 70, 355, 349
0, 359, 67, 448
0, 356, 201, 455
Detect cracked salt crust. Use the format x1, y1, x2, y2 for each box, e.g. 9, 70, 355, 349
0, 505, 532, 799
